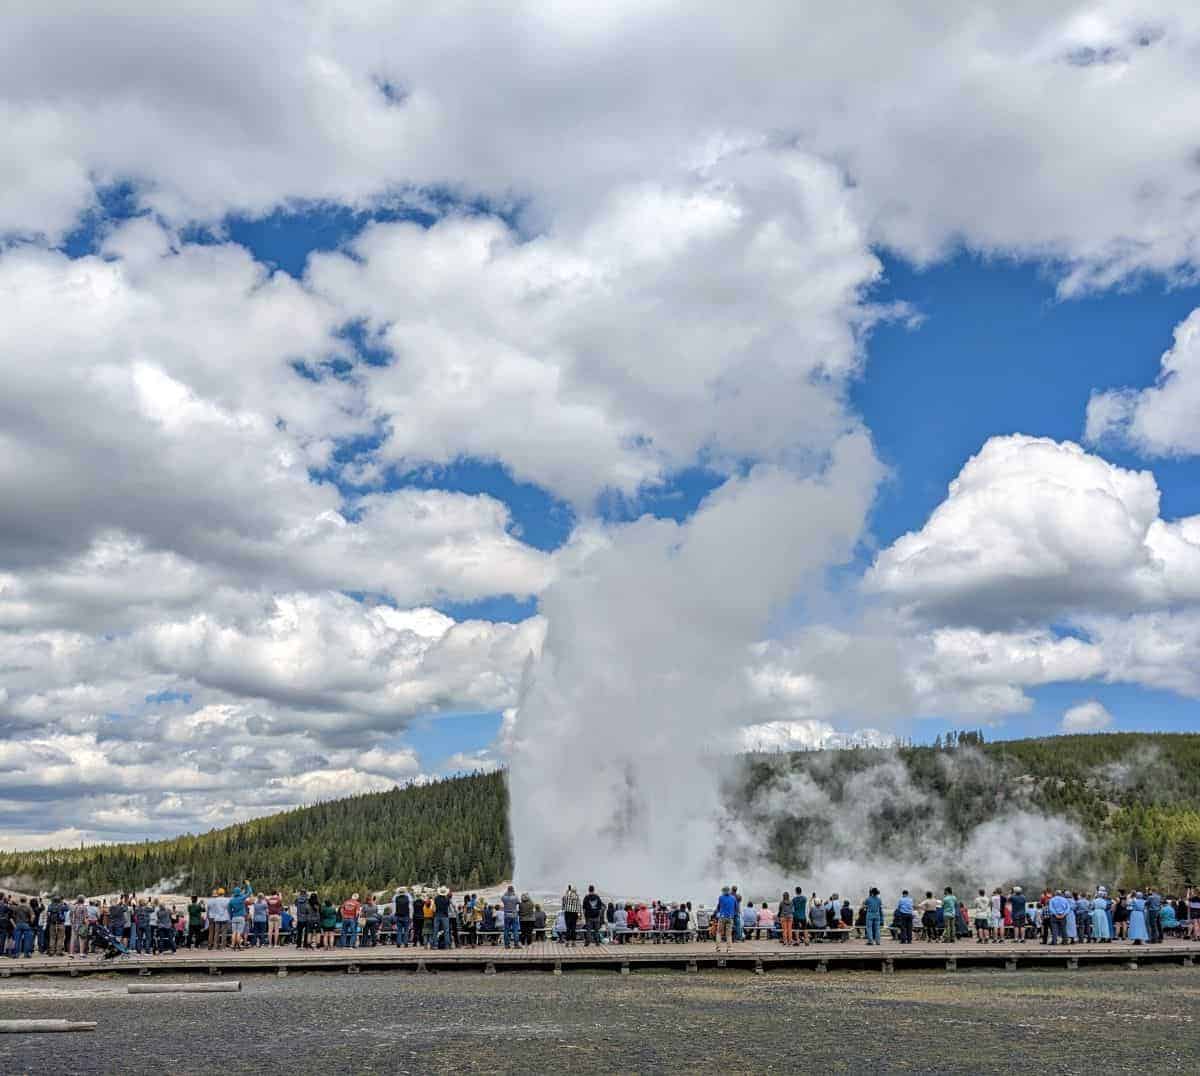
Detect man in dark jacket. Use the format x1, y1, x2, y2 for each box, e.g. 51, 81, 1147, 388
393, 889, 411, 947
582, 885, 604, 947
11, 898, 35, 958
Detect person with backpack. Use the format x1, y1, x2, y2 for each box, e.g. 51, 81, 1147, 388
46, 895, 68, 957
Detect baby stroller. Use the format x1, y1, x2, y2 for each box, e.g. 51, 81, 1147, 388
89, 921, 130, 959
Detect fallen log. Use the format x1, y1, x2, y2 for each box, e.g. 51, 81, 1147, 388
127, 981, 241, 994
0, 1020, 97, 1033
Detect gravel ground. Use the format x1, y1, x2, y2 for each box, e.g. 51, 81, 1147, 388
1, 965, 1196, 1074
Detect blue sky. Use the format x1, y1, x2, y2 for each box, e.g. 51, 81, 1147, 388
204, 209, 1200, 765
9, 6, 1200, 848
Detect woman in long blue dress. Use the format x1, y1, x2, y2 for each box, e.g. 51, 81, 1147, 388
1090, 895, 1111, 941
1064, 894, 1078, 942
1128, 893, 1150, 944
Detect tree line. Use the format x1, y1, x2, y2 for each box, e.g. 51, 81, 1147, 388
2, 733, 1198, 895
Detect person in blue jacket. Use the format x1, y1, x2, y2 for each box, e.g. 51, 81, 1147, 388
715, 886, 737, 952
864, 888, 884, 946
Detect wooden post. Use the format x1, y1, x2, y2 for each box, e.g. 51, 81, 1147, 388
686, 960, 698, 973
1005, 958, 1017, 971
815, 960, 828, 973
944, 958, 957, 972
754, 959, 764, 975
208, 966, 222, 976
484, 962, 496, 975
1067, 957, 1078, 970
553, 962, 563, 976
882, 958, 894, 975
620, 962, 630, 976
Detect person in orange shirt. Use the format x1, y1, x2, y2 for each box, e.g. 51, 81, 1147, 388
339, 892, 361, 948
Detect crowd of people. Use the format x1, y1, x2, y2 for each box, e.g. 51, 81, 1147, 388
1, 880, 1197, 958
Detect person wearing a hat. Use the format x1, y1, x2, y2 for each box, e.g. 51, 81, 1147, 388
1008, 886, 1027, 942
46, 894, 68, 957
518, 892, 536, 947
433, 886, 453, 950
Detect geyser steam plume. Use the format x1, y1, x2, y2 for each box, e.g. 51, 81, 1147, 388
508, 434, 880, 894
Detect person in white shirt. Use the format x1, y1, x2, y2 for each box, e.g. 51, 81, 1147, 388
206, 889, 231, 950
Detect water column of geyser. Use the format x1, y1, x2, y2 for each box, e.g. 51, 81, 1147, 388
507, 434, 880, 896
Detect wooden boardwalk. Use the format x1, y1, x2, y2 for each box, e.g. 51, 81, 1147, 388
4, 938, 1198, 978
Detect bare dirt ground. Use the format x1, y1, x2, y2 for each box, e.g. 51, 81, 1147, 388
1, 964, 1196, 1074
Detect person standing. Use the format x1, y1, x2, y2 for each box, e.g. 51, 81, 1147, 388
971, 890, 991, 943
186, 895, 205, 949
715, 886, 737, 953
1128, 892, 1150, 944
67, 895, 89, 958
941, 888, 958, 944
411, 889, 426, 948
155, 902, 176, 954
895, 890, 914, 944
228, 887, 248, 951
320, 897, 338, 948
206, 889, 230, 950
10, 898, 34, 958
791, 888, 809, 946
582, 885, 604, 947
265, 890, 284, 947
865, 888, 884, 946
432, 887, 452, 950
361, 897, 380, 947
1047, 891, 1071, 945
1009, 887, 1027, 943
394, 888, 412, 948
47, 895, 68, 957
1146, 889, 1164, 944
133, 900, 153, 954
518, 892, 536, 947
778, 891, 793, 946
1090, 892, 1112, 942
561, 885, 581, 947
108, 897, 129, 951
495, 886, 515, 948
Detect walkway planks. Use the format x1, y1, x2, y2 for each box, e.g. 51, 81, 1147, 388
2, 939, 1198, 978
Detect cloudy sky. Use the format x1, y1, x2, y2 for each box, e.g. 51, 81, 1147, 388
4, 2, 1200, 850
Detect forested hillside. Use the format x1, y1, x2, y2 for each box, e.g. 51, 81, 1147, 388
743, 731, 1200, 891
0, 772, 512, 897
3, 733, 1199, 896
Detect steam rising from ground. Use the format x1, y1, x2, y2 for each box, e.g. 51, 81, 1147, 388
507, 437, 881, 895
725, 749, 1088, 901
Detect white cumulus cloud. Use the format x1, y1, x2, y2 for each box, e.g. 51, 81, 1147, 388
1061, 700, 1114, 733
